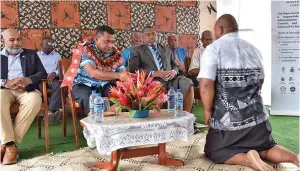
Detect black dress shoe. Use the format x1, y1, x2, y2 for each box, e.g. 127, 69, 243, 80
193, 126, 201, 134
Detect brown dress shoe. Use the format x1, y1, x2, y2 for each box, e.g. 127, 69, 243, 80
0, 145, 6, 163
2, 145, 18, 165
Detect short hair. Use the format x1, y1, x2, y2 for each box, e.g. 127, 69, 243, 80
96, 25, 115, 36
143, 26, 155, 32
201, 30, 212, 40
41, 36, 52, 42
168, 34, 177, 38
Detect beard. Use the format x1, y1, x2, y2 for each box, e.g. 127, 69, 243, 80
6, 46, 22, 55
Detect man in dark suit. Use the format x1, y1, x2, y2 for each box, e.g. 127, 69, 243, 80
129, 27, 194, 113
0, 29, 47, 165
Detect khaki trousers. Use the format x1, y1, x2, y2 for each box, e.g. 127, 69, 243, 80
0, 89, 42, 144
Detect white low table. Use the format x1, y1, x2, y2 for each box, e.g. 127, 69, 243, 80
81, 110, 195, 171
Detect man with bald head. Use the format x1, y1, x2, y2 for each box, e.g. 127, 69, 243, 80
0, 29, 47, 164
167, 35, 188, 72
188, 30, 212, 86
198, 14, 299, 171
37, 37, 62, 124
122, 32, 143, 67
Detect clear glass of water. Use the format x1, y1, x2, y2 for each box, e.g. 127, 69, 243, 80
103, 97, 110, 112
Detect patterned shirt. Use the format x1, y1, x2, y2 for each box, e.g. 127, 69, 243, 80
73, 43, 125, 88
197, 32, 268, 131
121, 46, 134, 67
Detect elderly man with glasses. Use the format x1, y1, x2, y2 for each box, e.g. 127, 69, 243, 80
37, 37, 62, 124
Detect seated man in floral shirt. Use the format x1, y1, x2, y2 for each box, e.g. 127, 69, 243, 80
61, 25, 130, 116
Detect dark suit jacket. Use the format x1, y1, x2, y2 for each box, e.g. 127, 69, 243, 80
1, 48, 47, 91
129, 44, 178, 76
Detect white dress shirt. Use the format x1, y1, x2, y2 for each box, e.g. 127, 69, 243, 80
188, 46, 205, 72
37, 51, 61, 75
1, 48, 24, 80
197, 32, 265, 81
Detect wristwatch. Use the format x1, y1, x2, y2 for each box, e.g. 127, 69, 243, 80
1, 79, 7, 87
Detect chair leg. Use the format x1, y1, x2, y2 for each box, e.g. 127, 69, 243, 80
44, 110, 49, 152
62, 108, 67, 137
42, 81, 50, 152
61, 88, 67, 137
37, 115, 41, 139
70, 94, 80, 148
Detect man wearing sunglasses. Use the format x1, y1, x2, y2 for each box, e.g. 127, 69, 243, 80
37, 37, 62, 124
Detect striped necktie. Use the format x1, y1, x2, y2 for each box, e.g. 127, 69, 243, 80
151, 45, 164, 70
173, 49, 179, 60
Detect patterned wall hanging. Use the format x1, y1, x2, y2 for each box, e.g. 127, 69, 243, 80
1, 0, 217, 58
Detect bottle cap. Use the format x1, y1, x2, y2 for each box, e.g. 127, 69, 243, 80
176, 89, 181, 93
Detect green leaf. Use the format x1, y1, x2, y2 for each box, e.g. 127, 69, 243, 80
116, 106, 122, 113
129, 110, 137, 118
110, 98, 120, 105
143, 100, 156, 110
120, 105, 131, 110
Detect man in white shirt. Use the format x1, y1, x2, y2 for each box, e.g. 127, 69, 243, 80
188, 30, 212, 87
198, 14, 299, 171
37, 37, 62, 124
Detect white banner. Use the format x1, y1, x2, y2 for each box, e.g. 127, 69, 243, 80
271, 0, 300, 116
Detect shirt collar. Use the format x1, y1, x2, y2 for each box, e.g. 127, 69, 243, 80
220, 32, 239, 39
1, 47, 23, 57
147, 42, 157, 49
40, 50, 55, 56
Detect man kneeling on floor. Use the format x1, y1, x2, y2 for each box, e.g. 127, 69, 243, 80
198, 14, 300, 171
0, 29, 47, 165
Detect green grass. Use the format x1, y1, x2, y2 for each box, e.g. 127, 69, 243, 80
17, 104, 299, 160
18, 116, 86, 159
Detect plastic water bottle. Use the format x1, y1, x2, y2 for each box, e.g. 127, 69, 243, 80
89, 90, 97, 122
167, 86, 176, 113
175, 89, 184, 117
94, 93, 104, 123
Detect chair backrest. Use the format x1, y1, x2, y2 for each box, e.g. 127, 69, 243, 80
184, 57, 191, 72
58, 58, 72, 80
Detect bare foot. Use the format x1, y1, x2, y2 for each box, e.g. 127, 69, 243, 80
293, 154, 300, 167
246, 150, 275, 171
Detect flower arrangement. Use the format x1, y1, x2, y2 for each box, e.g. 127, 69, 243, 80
109, 70, 168, 117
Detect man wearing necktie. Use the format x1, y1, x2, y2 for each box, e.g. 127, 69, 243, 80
167, 35, 188, 73
129, 26, 194, 114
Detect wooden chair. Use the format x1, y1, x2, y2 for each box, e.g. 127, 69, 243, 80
184, 57, 192, 74
184, 57, 201, 102
10, 79, 49, 151
58, 58, 82, 147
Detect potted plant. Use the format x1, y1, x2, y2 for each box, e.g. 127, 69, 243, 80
109, 70, 167, 118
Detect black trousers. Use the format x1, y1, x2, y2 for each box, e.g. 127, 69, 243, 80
39, 79, 61, 112
72, 82, 116, 115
